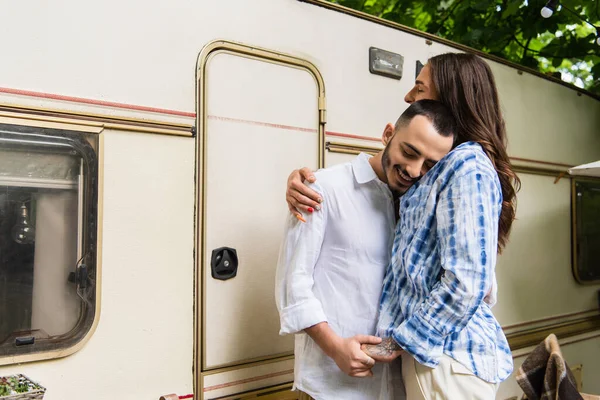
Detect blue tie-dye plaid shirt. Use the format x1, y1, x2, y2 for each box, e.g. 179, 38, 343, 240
377, 142, 513, 383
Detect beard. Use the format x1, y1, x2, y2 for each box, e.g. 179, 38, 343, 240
381, 144, 414, 198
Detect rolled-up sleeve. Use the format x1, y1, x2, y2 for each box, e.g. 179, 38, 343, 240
275, 183, 328, 335
391, 168, 498, 366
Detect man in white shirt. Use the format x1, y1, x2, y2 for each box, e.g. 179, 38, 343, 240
275, 100, 456, 400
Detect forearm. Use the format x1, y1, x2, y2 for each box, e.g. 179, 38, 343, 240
387, 270, 489, 369
275, 195, 328, 334
423, 277, 483, 333
395, 275, 484, 339
305, 322, 341, 358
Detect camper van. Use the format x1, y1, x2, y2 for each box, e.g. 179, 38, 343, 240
0, 0, 599, 399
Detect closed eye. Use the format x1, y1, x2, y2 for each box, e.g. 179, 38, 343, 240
424, 160, 436, 170
402, 149, 417, 158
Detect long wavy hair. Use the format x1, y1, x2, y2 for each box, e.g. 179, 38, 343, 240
429, 53, 520, 253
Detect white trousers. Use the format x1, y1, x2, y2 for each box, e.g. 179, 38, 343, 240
402, 353, 498, 400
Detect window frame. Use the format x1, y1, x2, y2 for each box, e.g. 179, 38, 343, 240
0, 121, 101, 365
571, 178, 600, 285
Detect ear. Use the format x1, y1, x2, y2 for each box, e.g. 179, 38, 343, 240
381, 123, 395, 146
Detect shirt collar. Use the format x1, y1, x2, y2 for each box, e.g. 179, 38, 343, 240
351, 152, 379, 184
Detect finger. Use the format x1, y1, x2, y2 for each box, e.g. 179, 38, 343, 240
369, 350, 404, 363
290, 181, 323, 206
287, 169, 302, 184
287, 201, 301, 217
361, 344, 401, 363
350, 363, 372, 373
359, 355, 376, 368
299, 167, 316, 183
370, 355, 396, 363
286, 196, 309, 219
361, 344, 376, 358
285, 198, 308, 222
296, 204, 315, 214
288, 195, 315, 215
290, 191, 321, 213
351, 369, 374, 378
355, 335, 383, 345
362, 346, 382, 360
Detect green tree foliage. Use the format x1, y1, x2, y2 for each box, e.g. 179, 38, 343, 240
327, 0, 600, 95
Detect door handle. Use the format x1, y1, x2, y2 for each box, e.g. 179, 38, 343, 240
210, 247, 238, 280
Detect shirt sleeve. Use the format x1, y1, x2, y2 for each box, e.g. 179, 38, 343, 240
391, 167, 499, 367
275, 182, 328, 335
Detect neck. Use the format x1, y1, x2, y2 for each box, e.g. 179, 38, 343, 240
369, 152, 387, 183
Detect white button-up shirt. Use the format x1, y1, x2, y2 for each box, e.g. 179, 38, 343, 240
275, 153, 402, 400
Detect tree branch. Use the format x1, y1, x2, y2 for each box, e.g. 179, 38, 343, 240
432, 0, 462, 31
561, 3, 598, 31
521, 36, 533, 61
512, 35, 594, 59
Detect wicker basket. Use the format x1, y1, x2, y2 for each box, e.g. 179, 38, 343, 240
0, 375, 45, 400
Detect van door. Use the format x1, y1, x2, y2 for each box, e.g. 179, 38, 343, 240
196, 41, 325, 378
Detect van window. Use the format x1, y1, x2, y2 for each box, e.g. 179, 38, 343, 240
0, 124, 99, 362
573, 180, 600, 283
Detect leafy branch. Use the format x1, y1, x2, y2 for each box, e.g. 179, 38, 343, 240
330, 0, 600, 95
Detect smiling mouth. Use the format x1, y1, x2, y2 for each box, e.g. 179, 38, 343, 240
395, 166, 414, 186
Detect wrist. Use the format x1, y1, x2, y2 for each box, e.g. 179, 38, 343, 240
386, 337, 402, 351
305, 322, 342, 358
316, 326, 342, 358
325, 334, 343, 359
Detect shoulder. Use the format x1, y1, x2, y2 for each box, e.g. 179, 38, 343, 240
440, 142, 498, 182
310, 160, 354, 194
430, 143, 501, 201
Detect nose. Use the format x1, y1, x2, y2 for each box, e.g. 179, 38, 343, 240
405, 161, 423, 179
404, 89, 415, 104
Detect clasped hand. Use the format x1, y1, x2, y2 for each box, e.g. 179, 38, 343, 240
332, 336, 403, 378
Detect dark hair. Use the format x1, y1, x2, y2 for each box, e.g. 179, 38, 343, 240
395, 99, 457, 139
428, 52, 520, 253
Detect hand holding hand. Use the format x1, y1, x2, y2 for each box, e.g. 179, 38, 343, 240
331, 335, 383, 377
361, 337, 403, 363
